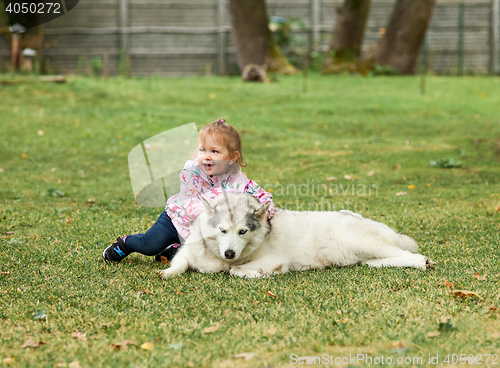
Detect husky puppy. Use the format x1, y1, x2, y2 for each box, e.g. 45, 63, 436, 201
159, 193, 434, 279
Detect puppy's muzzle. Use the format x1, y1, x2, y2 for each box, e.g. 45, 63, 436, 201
224, 250, 235, 259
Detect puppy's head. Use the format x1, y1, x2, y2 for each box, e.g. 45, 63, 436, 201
200, 193, 270, 262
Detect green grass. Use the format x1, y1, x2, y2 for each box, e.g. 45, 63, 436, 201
0, 73, 499, 367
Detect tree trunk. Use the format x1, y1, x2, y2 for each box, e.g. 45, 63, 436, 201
228, 0, 295, 75
373, 0, 436, 74
329, 0, 371, 61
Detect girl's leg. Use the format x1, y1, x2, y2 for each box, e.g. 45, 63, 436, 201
103, 211, 180, 262
125, 211, 180, 256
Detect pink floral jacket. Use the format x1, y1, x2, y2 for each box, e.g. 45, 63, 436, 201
165, 160, 275, 240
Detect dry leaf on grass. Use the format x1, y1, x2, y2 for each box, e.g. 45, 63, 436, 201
396, 192, 407, 196
160, 256, 170, 264
367, 170, 375, 176
495, 203, 500, 212
203, 322, 220, 334
326, 176, 337, 181
344, 174, 354, 180
3, 357, 15, 365
71, 331, 87, 341
234, 352, 255, 361
487, 332, 500, 340
138, 290, 153, 295
450, 290, 482, 299
427, 331, 440, 338
264, 326, 277, 336
55, 363, 67, 367
472, 273, 486, 281
266, 290, 277, 298
68, 361, 82, 368
1, 271, 9, 275
111, 340, 137, 350
391, 340, 406, 349
20, 340, 46, 349
444, 280, 455, 289
140, 342, 152, 350
408, 184, 416, 189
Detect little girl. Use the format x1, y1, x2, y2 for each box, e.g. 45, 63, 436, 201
103, 118, 275, 263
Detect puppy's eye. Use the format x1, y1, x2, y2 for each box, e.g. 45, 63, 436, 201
219, 227, 226, 234
239, 229, 247, 235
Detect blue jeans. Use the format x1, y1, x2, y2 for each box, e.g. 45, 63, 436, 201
124, 211, 181, 258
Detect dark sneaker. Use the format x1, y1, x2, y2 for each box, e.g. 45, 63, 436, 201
155, 243, 181, 262
103, 237, 130, 263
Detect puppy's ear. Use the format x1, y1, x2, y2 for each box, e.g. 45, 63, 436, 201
253, 201, 271, 222
200, 196, 215, 217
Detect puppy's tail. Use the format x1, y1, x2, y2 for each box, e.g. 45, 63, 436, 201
397, 234, 419, 253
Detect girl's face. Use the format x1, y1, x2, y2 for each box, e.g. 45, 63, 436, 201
197, 135, 239, 176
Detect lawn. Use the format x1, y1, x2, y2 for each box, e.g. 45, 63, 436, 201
0, 73, 499, 367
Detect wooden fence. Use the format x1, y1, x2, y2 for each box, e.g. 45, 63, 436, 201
1, 0, 499, 75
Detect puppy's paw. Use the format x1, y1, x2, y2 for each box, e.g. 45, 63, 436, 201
230, 266, 263, 279
157, 268, 182, 279
425, 258, 436, 270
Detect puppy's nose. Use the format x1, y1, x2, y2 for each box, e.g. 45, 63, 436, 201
224, 250, 235, 259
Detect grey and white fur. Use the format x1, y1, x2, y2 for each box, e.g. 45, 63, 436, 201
159, 193, 434, 279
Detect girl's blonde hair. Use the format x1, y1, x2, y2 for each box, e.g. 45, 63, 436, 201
198, 118, 247, 168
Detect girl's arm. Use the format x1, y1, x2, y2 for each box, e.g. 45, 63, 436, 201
242, 175, 275, 220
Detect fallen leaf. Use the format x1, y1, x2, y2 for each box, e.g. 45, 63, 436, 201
38, 130, 44, 136
111, 340, 137, 350
426, 183, 432, 188
203, 322, 220, 334
344, 174, 354, 180
266, 290, 277, 298
396, 192, 407, 196
427, 331, 440, 338
367, 170, 375, 176
264, 326, 277, 336
444, 280, 455, 289
488, 332, 500, 340
140, 342, 152, 350
472, 272, 486, 281
325, 176, 337, 181
160, 256, 170, 264
55, 363, 67, 367
3, 357, 15, 365
1, 271, 9, 275
138, 290, 153, 295
495, 203, 500, 212
68, 361, 81, 368
21, 340, 46, 349
450, 290, 481, 299
408, 184, 416, 189
71, 331, 87, 341
65, 217, 72, 225
252, 300, 259, 306
391, 340, 406, 349
234, 352, 255, 361
5, 231, 14, 235
21, 153, 28, 158
490, 307, 498, 311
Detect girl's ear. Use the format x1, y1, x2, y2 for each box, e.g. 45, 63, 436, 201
231, 151, 240, 163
